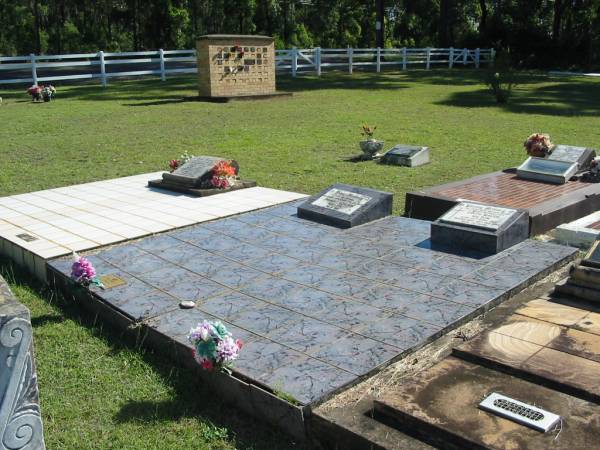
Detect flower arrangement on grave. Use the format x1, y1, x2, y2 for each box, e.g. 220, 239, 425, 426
27, 85, 42, 102
359, 124, 384, 158
210, 160, 238, 189
188, 320, 243, 372
168, 150, 195, 171
582, 157, 600, 182
70, 252, 104, 289
41, 85, 56, 102
524, 133, 554, 157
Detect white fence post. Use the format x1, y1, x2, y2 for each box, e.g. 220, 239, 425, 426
449, 47, 454, 68
291, 48, 298, 77
402, 47, 407, 70
475, 48, 480, 68
98, 51, 107, 87
376, 47, 381, 73
159, 48, 166, 81
316, 47, 322, 76
30, 54, 38, 86
348, 47, 353, 74
426, 47, 431, 69
463, 47, 468, 65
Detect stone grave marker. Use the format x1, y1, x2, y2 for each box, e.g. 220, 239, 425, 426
297, 184, 393, 228
162, 156, 227, 188
380, 145, 429, 167
549, 145, 596, 171
431, 201, 529, 253
516, 157, 578, 184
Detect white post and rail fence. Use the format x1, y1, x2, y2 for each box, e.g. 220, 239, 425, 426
0, 47, 494, 87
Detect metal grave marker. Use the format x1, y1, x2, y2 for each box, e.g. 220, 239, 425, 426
99, 274, 127, 289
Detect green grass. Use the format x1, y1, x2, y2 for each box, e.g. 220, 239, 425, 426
1, 70, 600, 449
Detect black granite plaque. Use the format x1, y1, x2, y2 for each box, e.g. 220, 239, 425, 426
431, 201, 529, 254
297, 184, 393, 228
162, 156, 234, 188
380, 145, 430, 167
549, 145, 596, 170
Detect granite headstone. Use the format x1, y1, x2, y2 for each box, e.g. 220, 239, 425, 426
431, 201, 529, 254
549, 145, 596, 171
516, 157, 578, 184
297, 184, 393, 228
380, 145, 430, 167
162, 156, 238, 188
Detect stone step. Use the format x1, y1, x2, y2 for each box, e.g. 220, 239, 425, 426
373, 357, 600, 450
452, 315, 600, 402
554, 279, 600, 303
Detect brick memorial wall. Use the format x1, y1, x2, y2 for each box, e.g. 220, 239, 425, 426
197, 34, 276, 98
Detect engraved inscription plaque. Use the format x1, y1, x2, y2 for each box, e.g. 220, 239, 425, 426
440, 202, 517, 231
311, 188, 371, 215
99, 274, 127, 289
550, 145, 587, 163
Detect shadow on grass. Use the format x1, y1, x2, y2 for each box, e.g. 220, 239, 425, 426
0, 259, 304, 450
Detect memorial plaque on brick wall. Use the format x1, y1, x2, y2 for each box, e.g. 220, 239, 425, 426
162, 156, 227, 188
380, 145, 430, 167
549, 145, 596, 170
431, 201, 529, 254
297, 184, 393, 228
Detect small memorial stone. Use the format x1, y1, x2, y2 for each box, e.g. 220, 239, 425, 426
180, 300, 196, 309
431, 201, 529, 254
162, 156, 229, 188
297, 184, 393, 228
516, 157, 578, 184
380, 145, 430, 167
549, 145, 596, 170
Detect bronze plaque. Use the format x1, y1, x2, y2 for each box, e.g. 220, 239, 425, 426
99, 274, 126, 289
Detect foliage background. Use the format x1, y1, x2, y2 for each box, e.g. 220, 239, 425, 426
1, 1, 600, 69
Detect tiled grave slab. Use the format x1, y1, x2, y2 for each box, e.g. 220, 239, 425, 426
48, 203, 577, 410
405, 169, 600, 235
0, 172, 306, 279
553, 210, 600, 247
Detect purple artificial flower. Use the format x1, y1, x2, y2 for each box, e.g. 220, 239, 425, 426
71, 253, 97, 283
216, 336, 241, 364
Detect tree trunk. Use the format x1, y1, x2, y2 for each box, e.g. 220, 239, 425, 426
479, 0, 488, 32
32, 0, 41, 53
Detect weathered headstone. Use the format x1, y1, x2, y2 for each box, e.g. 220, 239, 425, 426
380, 145, 429, 167
0, 276, 46, 450
516, 157, 578, 184
431, 201, 529, 253
297, 184, 393, 228
549, 145, 596, 171
162, 156, 230, 188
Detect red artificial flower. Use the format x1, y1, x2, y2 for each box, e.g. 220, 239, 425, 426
200, 359, 214, 371
236, 339, 243, 350
168, 159, 179, 171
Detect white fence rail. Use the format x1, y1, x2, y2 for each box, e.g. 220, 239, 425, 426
0, 47, 494, 86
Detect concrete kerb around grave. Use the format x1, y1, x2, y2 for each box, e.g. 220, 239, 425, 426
0, 275, 46, 450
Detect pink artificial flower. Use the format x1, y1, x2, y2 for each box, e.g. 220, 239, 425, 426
169, 159, 179, 171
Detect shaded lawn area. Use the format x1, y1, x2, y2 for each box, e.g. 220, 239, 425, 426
1, 70, 600, 449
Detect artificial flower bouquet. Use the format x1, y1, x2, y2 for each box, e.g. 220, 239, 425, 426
524, 133, 553, 157
210, 160, 238, 189
27, 85, 42, 101
27, 84, 56, 102
168, 150, 195, 171
188, 320, 242, 372
70, 252, 104, 289
41, 85, 56, 101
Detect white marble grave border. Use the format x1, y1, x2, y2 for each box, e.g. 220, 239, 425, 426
0, 172, 307, 281
553, 211, 600, 248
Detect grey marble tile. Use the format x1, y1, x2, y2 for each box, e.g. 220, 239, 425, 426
203, 218, 247, 234
460, 265, 527, 290
354, 315, 441, 350
168, 226, 217, 244
384, 268, 447, 293
265, 285, 343, 316
155, 243, 214, 266
112, 289, 179, 321
223, 223, 276, 242
351, 259, 410, 281
319, 300, 389, 330
238, 276, 301, 301
98, 245, 149, 267
310, 333, 399, 376
235, 211, 279, 226
280, 243, 331, 264
182, 258, 229, 279
315, 252, 367, 272
198, 290, 259, 320
192, 234, 246, 253
348, 240, 399, 258
139, 265, 199, 291
416, 254, 483, 278
90, 270, 155, 303
260, 217, 306, 235
267, 318, 350, 354
280, 264, 334, 287
232, 337, 304, 382
146, 308, 217, 338
208, 263, 265, 289
165, 276, 228, 302
262, 356, 356, 405
315, 272, 369, 298
250, 254, 302, 275
219, 242, 271, 262
228, 302, 304, 335
263, 203, 301, 218
431, 279, 504, 307
259, 235, 305, 253
382, 246, 442, 267
120, 252, 167, 276
134, 234, 181, 252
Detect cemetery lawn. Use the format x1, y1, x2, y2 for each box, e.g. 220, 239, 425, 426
1, 70, 600, 449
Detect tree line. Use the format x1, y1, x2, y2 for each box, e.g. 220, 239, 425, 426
1, 1, 599, 68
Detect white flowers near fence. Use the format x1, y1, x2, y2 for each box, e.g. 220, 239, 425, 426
0, 47, 494, 87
